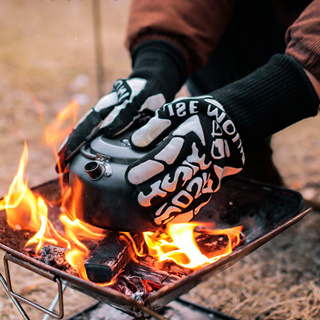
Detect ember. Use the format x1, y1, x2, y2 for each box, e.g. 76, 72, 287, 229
36, 245, 77, 276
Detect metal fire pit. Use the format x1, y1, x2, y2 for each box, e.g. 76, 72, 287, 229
0, 177, 310, 319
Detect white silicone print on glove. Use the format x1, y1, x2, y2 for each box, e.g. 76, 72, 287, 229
126, 96, 245, 227
57, 77, 165, 171
99, 78, 165, 136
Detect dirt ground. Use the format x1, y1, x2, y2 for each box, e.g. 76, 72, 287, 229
0, 1, 319, 320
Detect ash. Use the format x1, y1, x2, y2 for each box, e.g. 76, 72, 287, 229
36, 245, 78, 276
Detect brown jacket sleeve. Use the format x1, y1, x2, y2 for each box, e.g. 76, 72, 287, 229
125, 0, 235, 74
285, 0, 320, 81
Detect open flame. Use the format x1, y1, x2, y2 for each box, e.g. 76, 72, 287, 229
0, 99, 244, 284
0, 100, 105, 280
143, 223, 243, 269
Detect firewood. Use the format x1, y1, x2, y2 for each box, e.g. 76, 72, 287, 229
195, 227, 245, 258
84, 232, 144, 283
130, 262, 181, 285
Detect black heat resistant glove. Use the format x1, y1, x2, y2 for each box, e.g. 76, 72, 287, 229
125, 54, 319, 227
126, 96, 245, 227
56, 40, 186, 172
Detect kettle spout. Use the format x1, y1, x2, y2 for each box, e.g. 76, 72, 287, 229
84, 161, 105, 180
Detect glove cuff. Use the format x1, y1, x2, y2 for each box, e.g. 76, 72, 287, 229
211, 54, 320, 148
130, 40, 187, 101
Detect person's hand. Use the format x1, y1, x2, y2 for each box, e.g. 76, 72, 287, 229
56, 41, 187, 172
56, 77, 167, 172
125, 96, 245, 227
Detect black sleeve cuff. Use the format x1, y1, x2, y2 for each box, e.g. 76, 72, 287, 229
130, 40, 188, 101
211, 54, 319, 148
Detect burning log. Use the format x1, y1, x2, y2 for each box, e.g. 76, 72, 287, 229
195, 232, 230, 258
195, 227, 245, 258
112, 257, 191, 300
130, 262, 182, 285
113, 263, 181, 301
139, 255, 193, 278
84, 232, 144, 283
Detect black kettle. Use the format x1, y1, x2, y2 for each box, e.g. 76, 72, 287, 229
68, 133, 157, 232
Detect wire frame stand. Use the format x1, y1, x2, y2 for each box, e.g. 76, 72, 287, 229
0, 253, 67, 320
0, 251, 239, 320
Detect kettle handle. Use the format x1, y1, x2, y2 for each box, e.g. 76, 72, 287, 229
80, 144, 96, 160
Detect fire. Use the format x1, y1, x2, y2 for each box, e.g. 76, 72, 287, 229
143, 223, 243, 269
0, 99, 105, 279
45, 99, 79, 190
44, 99, 79, 147
0, 98, 244, 285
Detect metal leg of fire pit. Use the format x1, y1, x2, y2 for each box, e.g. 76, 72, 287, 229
0, 253, 66, 319
0, 272, 30, 320
42, 281, 68, 320
0, 270, 68, 320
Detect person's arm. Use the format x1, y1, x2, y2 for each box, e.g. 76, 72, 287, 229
122, 1, 320, 227
57, 0, 236, 171
286, 0, 320, 98
125, 53, 319, 227
56, 40, 187, 171
125, 0, 235, 75
305, 69, 320, 99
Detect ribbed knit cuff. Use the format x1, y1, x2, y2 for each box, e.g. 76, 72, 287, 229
130, 40, 187, 101
211, 54, 320, 148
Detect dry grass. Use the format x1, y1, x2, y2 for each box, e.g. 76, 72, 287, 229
0, 1, 319, 319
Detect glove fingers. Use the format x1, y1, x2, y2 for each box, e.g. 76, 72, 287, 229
152, 193, 213, 227
129, 101, 184, 150
57, 109, 102, 171
129, 97, 213, 150
100, 91, 166, 138
133, 159, 195, 208
129, 113, 172, 150
56, 92, 119, 172
126, 129, 216, 208
99, 100, 140, 137
93, 91, 118, 117
127, 114, 215, 186
99, 78, 150, 137
126, 132, 194, 185
134, 162, 215, 209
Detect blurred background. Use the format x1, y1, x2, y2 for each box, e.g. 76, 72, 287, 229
0, 1, 319, 319
0, 0, 131, 194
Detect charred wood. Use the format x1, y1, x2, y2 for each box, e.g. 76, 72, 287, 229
112, 259, 187, 300
84, 232, 144, 283
195, 228, 245, 258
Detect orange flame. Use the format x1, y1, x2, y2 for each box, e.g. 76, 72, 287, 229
45, 99, 79, 185
143, 223, 243, 269
0, 100, 106, 279
30, 94, 43, 122
0, 142, 47, 234
44, 99, 79, 147
0, 98, 244, 284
